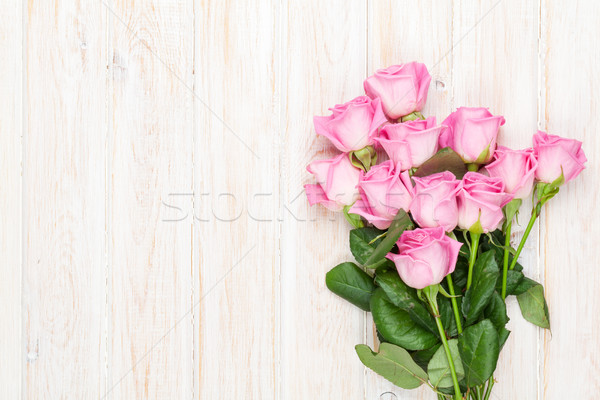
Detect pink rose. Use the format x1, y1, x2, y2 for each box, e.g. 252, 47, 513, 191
533, 131, 587, 183
484, 146, 538, 199
364, 62, 431, 120
313, 96, 386, 152
376, 117, 444, 170
305, 153, 361, 211
456, 172, 512, 233
439, 107, 505, 163
409, 171, 461, 232
386, 227, 463, 289
349, 161, 413, 229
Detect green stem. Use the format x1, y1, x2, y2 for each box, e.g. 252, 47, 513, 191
466, 163, 479, 172
501, 220, 512, 300
483, 377, 494, 400
427, 296, 463, 400
509, 204, 540, 271
446, 275, 463, 334
466, 232, 481, 290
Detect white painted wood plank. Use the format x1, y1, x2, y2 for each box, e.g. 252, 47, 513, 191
23, 2, 107, 398
0, 2, 22, 399
108, 1, 194, 398
540, 1, 600, 398
367, 1, 454, 397
452, 1, 541, 398
280, 1, 367, 399
193, 1, 280, 398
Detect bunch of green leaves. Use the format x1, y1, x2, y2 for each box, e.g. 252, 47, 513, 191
325, 218, 550, 397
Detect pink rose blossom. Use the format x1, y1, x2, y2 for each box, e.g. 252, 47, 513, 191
533, 131, 587, 183
386, 227, 463, 289
349, 161, 413, 229
305, 153, 361, 211
439, 107, 505, 163
364, 62, 431, 120
485, 146, 538, 199
313, 96, 386, 153
456, 172, 513, 233
409, 171, 461, 232
376, 117, 444, 170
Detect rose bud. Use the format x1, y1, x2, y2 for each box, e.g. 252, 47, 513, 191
439, 107, 505, 164
363, 62, 431, 120
484, 146, 538, 199
376, 117, 444, 170
386, 227, 463, 290
409, 171, 461, 232
313, 96, 386, 153
456, 172, 513, 233
305, 153, 361, 211
349, 161, 413, 229
533, 131, 587, 183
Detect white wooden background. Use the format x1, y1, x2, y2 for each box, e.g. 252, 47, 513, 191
1, 1, 599, 399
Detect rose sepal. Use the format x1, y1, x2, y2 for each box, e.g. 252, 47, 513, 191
343, 204, 364, 228
503, 198, 522, 226
400, 111, 425, 122
349, 145, 377, 172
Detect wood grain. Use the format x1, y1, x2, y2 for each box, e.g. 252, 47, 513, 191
0, 2, 22, 399
280, 1, 367, 399
7, 1, 600, 399
108, 0, 194, 398
193, 1, 280, 398
367, 1, 454, 398
540, 1, 600, 398
24, 1, 107, 398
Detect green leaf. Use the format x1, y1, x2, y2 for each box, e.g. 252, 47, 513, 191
484, 291, 509, 331
462, 251, 499, 325
375, 270, 438, 336
325, 262, 375, 311
375, 260, 396, 275
438, 295, 459, 337
494, 270, 524, 296
451, 258, 469, 290
458, 319, 500, 387
349, 227, 384, 265
412, 344, 441, 371
427, 339, 465, 389
356, 343, 428, 390
370, 289, 439, 351
413, 147, 467, 179
517, 283, 550, 329
498, 327, 511, 349
364, 210, 414, 268
513, 277, 539, 296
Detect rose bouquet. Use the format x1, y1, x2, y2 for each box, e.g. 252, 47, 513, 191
305, 62, 586, 400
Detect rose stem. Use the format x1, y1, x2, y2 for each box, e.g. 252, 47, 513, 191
466, 232, 481, 290
483, 377, 495, 400
509, 202, 541, 271
445, 275, 463, 334
427, 295, 463, 400
501, 219, 512, 300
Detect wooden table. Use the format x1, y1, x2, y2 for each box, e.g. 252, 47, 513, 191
1, 0, 598, 398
